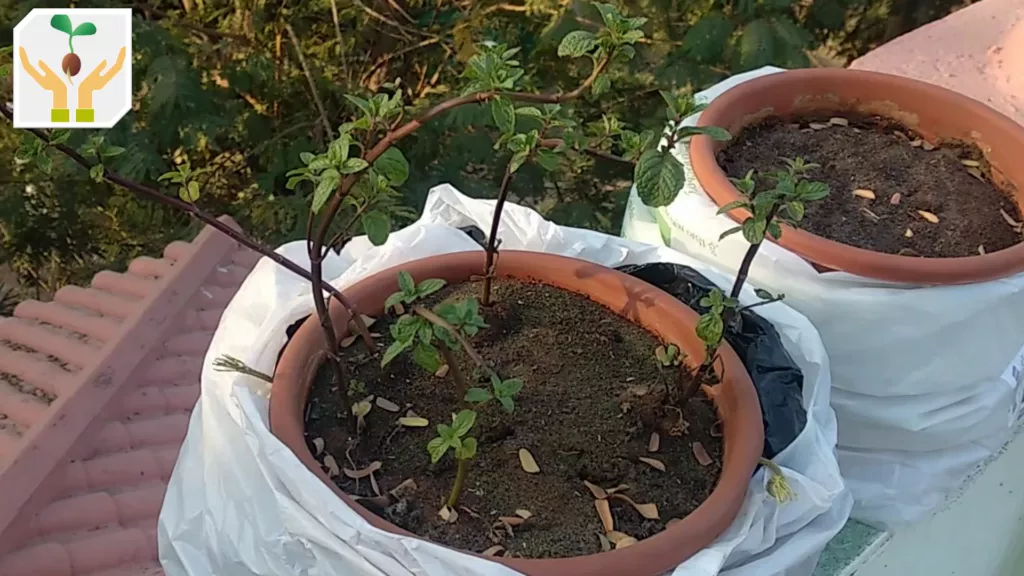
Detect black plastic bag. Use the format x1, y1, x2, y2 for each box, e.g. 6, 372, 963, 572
615, 262, 806, 460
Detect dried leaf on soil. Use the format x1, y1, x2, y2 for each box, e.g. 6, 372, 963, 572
393, 302, 405, 315
435, 364, 450, 378
615, 536, 639, 549
519, 448, 540, 473
693, 442, 714, 466
917, 210, 940, 224
860, 207, 880, 222
459, 506, 480, 519
352, 400, 372, 417
648, 432, 660, 453
922, 141, 936, 151
595, 498, 614, 532
312, 437, 325, 456
606, 531, 632, 544
1000, 209, 1022, 231
638, 457, 666, 472
343, 460, 382, 479
583, 480, 608, 500
499, 516, 526, 527
515, 509, 533, 520
852, 189, 875, 200
890, 193, 901, 205
438, 505, 459, 523
961, 159, 981, 167
323, 454, 340, 477
909, 139, 923, 148
904, 228, 913, 238
483, 545, 505, 557
370, 471, 381, 496
967, 167, 984, 181
606, 484, 630, 495
598, 532, 612, 552
979, 245, 986, 255
390, 478, 418, 499
610, 493, 660, 520
398, 416, 429, 427
829, 117, 849, 126
808, 122, 829, 130
375, 397, 401, 412
340, 334, 358, 348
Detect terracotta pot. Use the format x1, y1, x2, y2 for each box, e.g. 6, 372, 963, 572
270, 250, 764, 576
690, 68, 1024, 285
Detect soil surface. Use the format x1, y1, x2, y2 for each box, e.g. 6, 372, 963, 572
305, 279, 723, 559
718, 116, 1024, 258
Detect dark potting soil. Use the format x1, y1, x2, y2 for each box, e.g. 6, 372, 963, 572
304, 279, 724, 559
717, 116, 1024, 258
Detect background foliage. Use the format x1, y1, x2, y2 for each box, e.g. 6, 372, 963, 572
0, 0, 973, 300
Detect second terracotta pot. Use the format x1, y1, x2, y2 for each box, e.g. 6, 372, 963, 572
690, 68, 1024, 285
270, 250, 764, 576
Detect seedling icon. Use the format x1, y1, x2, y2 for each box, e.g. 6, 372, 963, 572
50, 14, 96, 83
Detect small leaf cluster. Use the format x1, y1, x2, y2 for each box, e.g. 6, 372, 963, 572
654, 343, 683, 367
381, 271, 486, 372
630, 91, 732, 208
158, 159, 209, 203
285, 128, 370, 213
557, 3, 646, 98
694, 288, 739, 355
80, 134, 126, 183
465, 374, 524, 413
428, 409, 478, 464
462, 43, 525, 94
718, 157, 830, 245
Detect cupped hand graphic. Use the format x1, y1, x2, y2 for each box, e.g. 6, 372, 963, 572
78, 47, 127, 110
19, 46, 68, 109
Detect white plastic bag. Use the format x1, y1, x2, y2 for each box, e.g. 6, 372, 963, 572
159, 185, 849, 576
619, 66, 1024, 526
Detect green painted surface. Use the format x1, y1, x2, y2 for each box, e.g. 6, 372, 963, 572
812, 520, 887, 575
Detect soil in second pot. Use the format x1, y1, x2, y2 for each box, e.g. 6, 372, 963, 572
304, 278, 724, 559
718, 116, 1024, 258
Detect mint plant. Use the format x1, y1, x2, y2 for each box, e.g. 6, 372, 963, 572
428, 409, 478, 508
465, 374, 524, 414
684, 157, 829, 403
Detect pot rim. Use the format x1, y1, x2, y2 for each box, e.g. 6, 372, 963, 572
690, 67, 1024, 286
269, 250, 764, 576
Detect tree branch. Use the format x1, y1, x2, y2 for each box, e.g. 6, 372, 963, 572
285, 23, 333, 142
481, 165, 514, 306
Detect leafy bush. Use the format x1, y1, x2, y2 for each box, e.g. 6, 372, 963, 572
0, 0, 973, 297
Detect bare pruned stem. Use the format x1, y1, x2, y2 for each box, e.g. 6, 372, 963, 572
439, 344, 470, 406
481, 165, 515, 306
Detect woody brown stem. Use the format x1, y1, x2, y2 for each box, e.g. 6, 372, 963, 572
482, 165, 515, 306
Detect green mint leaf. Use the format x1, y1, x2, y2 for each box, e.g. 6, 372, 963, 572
373, 147, 410, 186
381, 340, 410, 367
89, 164, 104, 183
384, 292, 405, 313
557, 30, 597, 58
464, 387, 493, 404
491, 96, 516, 135
451, 409, 477, 437
427, 437, 449, 464
417, 279, 446, 298
339, 157, 369, 175
398, 270, 415, 295
456, 437, 478, 460
695, 312, 724, 347
635, 149, 685, 207
716, 200, 748, 215
361, 211, 390, 246
344, 94, 373, 117
741, 218, 766, 244
498, 396, 515, 413
719, 225, 743, 241
390, 314, 420, 343
509, 150, 530, 174
312, 169, 340, 213
796, 180, 830, 201
412, 341, 442, 373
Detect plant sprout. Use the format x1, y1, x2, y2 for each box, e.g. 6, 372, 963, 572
50, 14, 97, 82
465, 374, 524, 413
654, 344, 683, 368
428, 409, 479, 507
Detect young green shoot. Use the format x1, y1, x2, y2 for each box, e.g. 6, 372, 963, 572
427, 409, 479, 507
464, 374, 524, 413
654, 344, 683, 368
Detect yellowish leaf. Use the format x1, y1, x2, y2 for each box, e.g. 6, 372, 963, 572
917, 210, 940, 224
606, 530, 631, 544
922, 141, 936, 151
483, 545, 505, 557
961, 159, 981, 167
375, 397, 400, 412
808, 122, 829, 130
909, 139, 923, 148
312, 437, 325, 456
340, 334, 358, 348
435, 364, 450, 378
904, 228, 913, 238
323, 454, 340, 477
583, 480, 608, 500
852, 189, 875, 200
828, 117, 849, 126
967, 167, 984, 181
1000, 209, 1021, 229
609, 493, 660, 519
615, 536, 639, 549
438, 505, 459, 523
639, 457, 666, 472
515, 509, 533, 520
519, 448, 540, 474
598, 532, 611, 552
398, 416, 429, 427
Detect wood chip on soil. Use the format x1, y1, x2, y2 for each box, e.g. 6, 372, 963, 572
343, 460, 382, 479
615, 536, 639, 549
910, 139, 923, 147
917, 210, 940, 224
609, 493, 660, 520
583, 480, 608, 500
438, 505, 459, 523
390, 478, 418, 499
809, 122, 829, 130
638, 457, 666, 472
340, 334, 358, 348
323, 454, 340, 477
434, 364, 450, 378
398, 416, 429, 427
499, 516, 526, 527
979, 245, 987, 255
922, 141, 936, 151
648, 432, 660, 453
829, 117, 849, 126
890, 193, 901, 205
961, 159, 981, 167
375, 397, 401, 412
312, 437, 325, 456
1000, 209, 1022, 231
853, 189, 875, 200
967, 167, 984, 181
519, 448, 540, 473
693, 442, 713, 466
605, 531, 632, 544
515, 509, 533, 520
595, 498, 614, 532
483, 545, 505, 557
